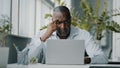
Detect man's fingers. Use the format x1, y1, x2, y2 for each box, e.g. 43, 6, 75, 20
52, 20, 58, 24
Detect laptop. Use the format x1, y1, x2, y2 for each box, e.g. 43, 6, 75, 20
45, 39, 85, 65
0, 47, 9, 68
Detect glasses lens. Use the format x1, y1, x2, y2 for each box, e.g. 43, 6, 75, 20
57, 21, 62, 24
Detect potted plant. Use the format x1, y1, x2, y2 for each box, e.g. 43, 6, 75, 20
71, 0, 120, 40
0, 14, 12, 47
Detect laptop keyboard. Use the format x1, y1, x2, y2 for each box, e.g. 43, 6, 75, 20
90, 66, 120, 68
108, 61, 120, 64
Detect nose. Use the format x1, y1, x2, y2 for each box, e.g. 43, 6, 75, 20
60, 23, 65, 29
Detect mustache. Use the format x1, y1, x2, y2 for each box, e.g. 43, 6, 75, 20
57, 28, 70, 36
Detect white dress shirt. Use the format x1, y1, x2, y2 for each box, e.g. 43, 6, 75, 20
27, 25, 108, 64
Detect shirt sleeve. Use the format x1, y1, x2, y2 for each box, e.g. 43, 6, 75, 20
84, 31, 108, 64
27, 31, 45, 62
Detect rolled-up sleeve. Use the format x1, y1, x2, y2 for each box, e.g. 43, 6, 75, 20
27, 30, 46, 62
28, 37, 43, 61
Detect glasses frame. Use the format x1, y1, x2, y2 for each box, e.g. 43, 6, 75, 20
56, 19, 71, 25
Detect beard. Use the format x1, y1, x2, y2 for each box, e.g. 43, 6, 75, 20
56, 27, 70, 39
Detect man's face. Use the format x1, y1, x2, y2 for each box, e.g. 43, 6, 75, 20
52, 12, 71, 39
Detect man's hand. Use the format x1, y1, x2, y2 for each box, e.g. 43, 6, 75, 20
40, 20, 57, 42
84, 57, 91, 64
47, 20, 57, 33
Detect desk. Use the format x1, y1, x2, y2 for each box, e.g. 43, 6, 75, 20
7, 63, 89, 68
7, 63, 120, 68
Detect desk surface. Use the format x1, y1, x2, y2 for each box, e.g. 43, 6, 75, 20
7, 63, 120, 68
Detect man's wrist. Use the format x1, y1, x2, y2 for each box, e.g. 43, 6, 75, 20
40, 32, 51, 42
40, 37, 45, 42
40, 35, 48, 42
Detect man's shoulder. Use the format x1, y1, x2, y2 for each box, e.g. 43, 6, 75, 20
71, 25, 91, 38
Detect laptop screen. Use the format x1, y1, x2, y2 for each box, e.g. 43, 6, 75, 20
46, 39, 85, 64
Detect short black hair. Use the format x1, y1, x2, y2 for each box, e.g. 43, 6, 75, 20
53, 6, 71, 20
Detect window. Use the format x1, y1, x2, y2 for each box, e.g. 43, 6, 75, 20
19, 0, 36, 37
12, 0, 54, 37
12, 0, 36, 37
0, 0, 11, 17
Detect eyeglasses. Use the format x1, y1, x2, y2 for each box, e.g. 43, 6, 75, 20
56, 19, 70, 25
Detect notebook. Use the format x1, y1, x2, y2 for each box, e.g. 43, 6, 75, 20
0, 47, 9, 68
45, 39, 85, 65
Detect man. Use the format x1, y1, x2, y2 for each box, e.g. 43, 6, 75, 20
28, 6, 108, 64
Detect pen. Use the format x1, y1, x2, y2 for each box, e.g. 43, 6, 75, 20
13, 43, 19, 51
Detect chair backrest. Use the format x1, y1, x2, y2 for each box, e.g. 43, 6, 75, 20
6, 34, 31, 64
